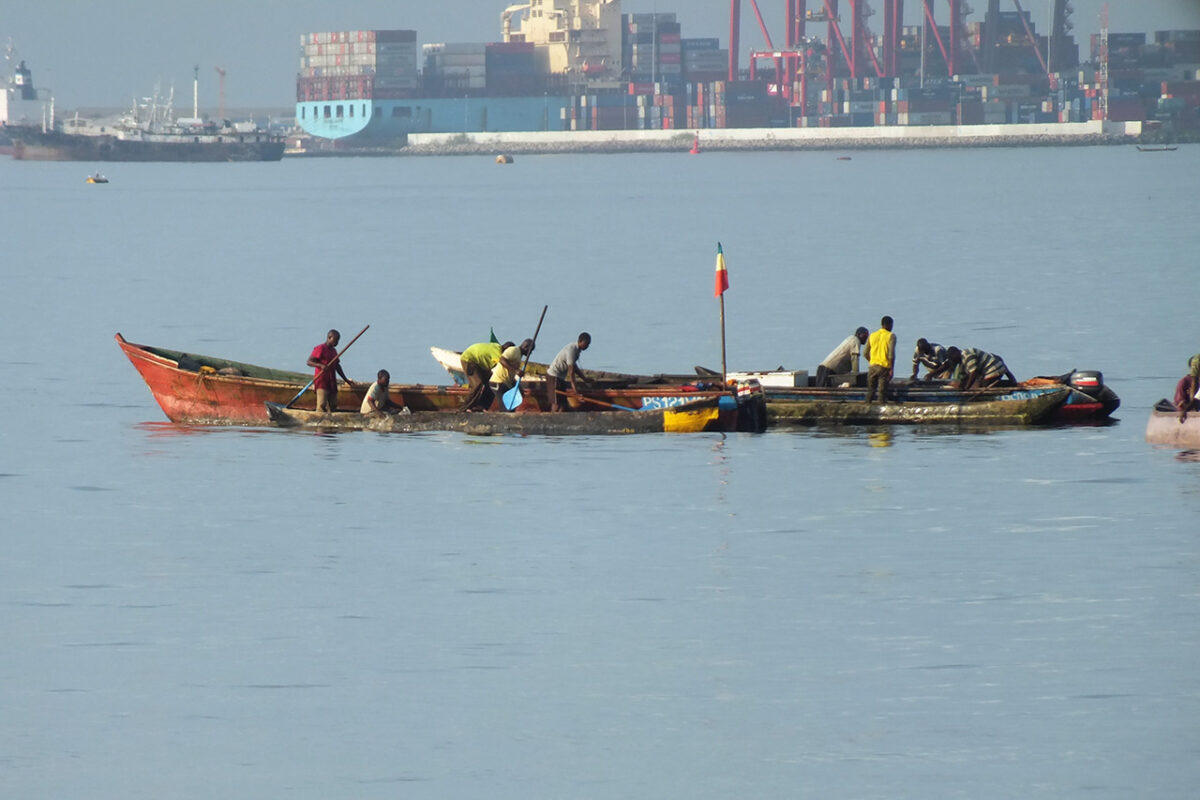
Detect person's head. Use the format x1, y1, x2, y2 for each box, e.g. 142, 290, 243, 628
501, 345, 522, 367
880, 316, 893, 331
945, 346, 962, 364
916, 337, 930, 354
520, 338, 535, 356
326, 329, 341, 346
376, 369, 390, 386
578, 332, 591, 350
500, 341, 515, 351
855, 326, 869, 343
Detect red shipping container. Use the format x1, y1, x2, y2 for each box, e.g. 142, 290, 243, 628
1163, 81, 1200, 96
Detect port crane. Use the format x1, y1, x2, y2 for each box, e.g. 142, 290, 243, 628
728, 0, 1074, 108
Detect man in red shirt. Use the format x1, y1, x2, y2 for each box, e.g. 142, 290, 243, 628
306, 329, 353, 412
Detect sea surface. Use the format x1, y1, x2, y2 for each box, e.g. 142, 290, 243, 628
1, 144, 1198, 800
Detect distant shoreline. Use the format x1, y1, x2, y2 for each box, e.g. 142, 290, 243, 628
289, 120, 1152, 157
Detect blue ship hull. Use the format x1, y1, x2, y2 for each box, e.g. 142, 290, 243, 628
296, 95, 576, 141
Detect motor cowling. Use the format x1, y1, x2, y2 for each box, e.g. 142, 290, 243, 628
1068, 370, 1104, 395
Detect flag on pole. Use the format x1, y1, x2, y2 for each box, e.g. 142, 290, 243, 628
714, 242, 729, 298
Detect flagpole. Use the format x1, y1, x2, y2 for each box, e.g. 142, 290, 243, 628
714, 241, 730, 386
719, 293, 727, 385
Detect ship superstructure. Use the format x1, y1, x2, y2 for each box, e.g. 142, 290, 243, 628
502, 0, 624, 81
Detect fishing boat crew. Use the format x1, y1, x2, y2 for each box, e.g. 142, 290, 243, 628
307, 329, 353, 412
865, 317, 896, 403
944, 346, 1017, 390
360, 369, 406, 415
1174, 358, 1200, 423
547, 333, 591, 411
489, 346, 525, 402
911, 338, 951, 381
816, 327, 869, 387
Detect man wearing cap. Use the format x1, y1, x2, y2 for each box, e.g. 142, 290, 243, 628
547, 332, 591, 411
816, 327, 870, 387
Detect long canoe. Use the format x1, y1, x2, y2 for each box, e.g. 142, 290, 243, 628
766, 386, 1069, 426
118, 334, 765, 430
265, 396, 737, 435
118, 333, 467, 424
1145, 400, 1200, 449
432, 345, 1116, 424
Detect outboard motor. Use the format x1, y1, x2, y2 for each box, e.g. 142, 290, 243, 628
1068, 370, 1104, 398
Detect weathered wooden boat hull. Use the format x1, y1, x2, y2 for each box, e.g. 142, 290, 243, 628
117, 333, 467, 424
432, 347, 1118, 424
1145, 402, 1200, 449
265, 397, 733, 435
766, 387, 1069, 426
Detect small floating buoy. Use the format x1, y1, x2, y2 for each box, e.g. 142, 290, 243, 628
495, 154, 514, 164
689, 133, 700, 154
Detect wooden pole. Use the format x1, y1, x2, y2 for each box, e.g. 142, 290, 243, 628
720, 294, 727, 385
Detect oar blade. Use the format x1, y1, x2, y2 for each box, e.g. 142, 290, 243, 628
502, 378, 523, 411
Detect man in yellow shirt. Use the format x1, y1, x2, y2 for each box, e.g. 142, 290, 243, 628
866, 316, 896, 403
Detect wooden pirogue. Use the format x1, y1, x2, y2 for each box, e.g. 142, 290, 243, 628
1145, 400, 1200, 449
264, 395, 739, 435
432, 346, 1117, 425
117, 334, 765, 431
118, 333, 467, 424
766, 386, 1070, 426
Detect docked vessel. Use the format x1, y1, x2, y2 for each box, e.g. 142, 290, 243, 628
5, 57, 283, 162
11, 118, 285, 162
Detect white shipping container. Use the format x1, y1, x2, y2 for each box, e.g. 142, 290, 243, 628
953, 73, 998, 87
373, 76, 419, 89
899, 111, 953, 125
983, 84, 1032, 99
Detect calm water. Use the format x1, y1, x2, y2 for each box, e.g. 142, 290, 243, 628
1, 145, 1198, 799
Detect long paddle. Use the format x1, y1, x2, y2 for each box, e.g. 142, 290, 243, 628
502, 305, 548, 411
557, 389, 640, 413
285, 324, 369, 409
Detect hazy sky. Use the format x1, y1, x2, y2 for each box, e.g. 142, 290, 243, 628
5, 1, 1199, 109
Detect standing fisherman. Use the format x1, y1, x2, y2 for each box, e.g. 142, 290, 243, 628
865, 316, 896, 403
307, 329, 354, 412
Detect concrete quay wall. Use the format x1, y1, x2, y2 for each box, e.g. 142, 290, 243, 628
404, 120, 1143, 155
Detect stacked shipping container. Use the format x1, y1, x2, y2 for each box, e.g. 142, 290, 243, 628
297, 30, 418, 102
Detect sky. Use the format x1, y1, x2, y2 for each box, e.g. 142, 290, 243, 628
5, 1, 1200, 110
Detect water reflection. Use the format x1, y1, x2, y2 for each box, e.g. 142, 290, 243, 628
134, 421, 273, 439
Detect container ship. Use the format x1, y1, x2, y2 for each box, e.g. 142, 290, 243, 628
3, 56, 284, 162
296, 0, 1200, 147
